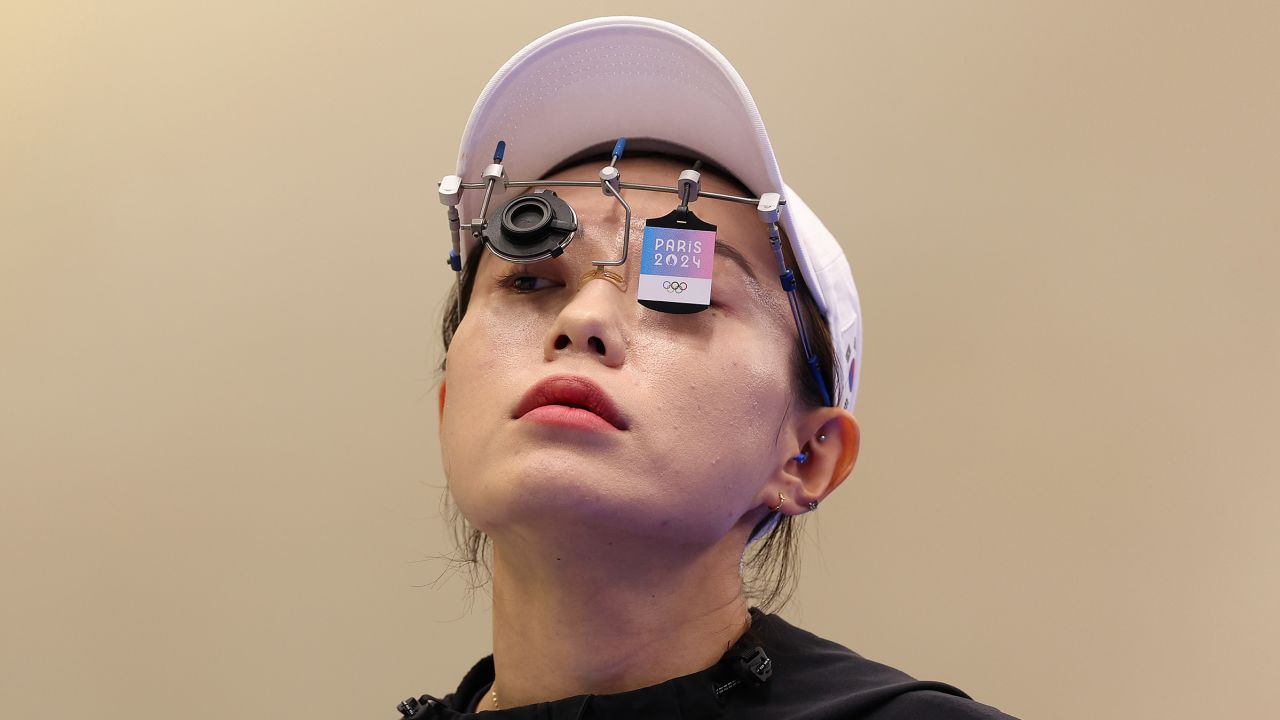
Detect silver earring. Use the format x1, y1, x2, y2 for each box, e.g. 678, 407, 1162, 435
817, 433, 827, 443
807, 501, 819, 511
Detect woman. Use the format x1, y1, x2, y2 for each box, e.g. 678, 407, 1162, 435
399, 16, 1020, 720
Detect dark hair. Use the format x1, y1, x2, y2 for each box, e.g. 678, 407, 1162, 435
436, 150, 836, 612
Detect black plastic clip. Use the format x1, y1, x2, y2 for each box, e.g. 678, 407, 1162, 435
396, 696, 420, 716
396, 694, 437, 717
734, 646, 773, 685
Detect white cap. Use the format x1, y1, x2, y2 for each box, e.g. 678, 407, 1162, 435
452, 15, 862, 411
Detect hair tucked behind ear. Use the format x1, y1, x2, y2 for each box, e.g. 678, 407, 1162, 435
433, 157, 837, 612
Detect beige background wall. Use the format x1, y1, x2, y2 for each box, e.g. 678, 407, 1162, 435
2, 2, 1276, 718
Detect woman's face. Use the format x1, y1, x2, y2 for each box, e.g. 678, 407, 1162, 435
440, 156, 804, 550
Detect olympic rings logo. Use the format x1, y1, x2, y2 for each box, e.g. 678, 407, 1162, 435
662, 281, 688, 294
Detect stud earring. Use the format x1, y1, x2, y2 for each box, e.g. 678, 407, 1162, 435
793, 450, 809, 464
808, 501, 819, 511
817, 433, 827, 443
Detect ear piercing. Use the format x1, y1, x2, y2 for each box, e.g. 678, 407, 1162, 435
770, 494, 819, 513
796, 435, 825, 462
770, 493, 818, 513
780, 442, 827, 511
769, 492, 786, 511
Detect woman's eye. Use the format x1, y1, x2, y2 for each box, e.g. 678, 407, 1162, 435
498, 273, 558, 293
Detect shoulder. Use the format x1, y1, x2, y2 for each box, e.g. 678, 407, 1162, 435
745, 613, 1021, 720
871, 690, 1022, 719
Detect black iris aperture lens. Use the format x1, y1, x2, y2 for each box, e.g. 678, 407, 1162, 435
483, 189, 577, 262
502, 196, 553, 240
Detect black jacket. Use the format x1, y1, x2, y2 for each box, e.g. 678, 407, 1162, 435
394, 609, 1020, 719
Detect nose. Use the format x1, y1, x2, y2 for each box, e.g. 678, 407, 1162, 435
544, 273, 628, 368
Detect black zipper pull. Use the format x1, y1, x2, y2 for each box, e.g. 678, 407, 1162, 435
396, 694, 440, 717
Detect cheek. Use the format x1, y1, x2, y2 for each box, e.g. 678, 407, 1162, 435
447, 298, 549, 389
625, 321, 793, 537
636, 311, 790, 432
696, 345, 790, 470
440, 301, 548, 474
438, 315, 522, 535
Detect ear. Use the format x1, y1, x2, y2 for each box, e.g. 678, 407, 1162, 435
757, 407, 860, 515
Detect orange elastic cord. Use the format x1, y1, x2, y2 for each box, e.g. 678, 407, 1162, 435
579, 266, 628, 292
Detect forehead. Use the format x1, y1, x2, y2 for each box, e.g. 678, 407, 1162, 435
542, 154, 763, 235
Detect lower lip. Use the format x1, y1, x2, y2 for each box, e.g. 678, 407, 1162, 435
519, 405, 621, 432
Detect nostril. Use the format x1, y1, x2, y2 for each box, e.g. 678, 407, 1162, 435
554, 335, 570, 350
588, 336, 606, 355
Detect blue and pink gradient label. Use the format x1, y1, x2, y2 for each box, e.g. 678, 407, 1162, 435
638, 225, 716, 307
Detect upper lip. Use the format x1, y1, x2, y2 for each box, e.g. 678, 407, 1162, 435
513, 374, 629, 430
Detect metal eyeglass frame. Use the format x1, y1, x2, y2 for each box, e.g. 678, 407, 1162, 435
437, 137, 832, 406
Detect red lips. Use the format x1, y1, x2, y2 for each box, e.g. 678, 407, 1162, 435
513, 374, 628, 431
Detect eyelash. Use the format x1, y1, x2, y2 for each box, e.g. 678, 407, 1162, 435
495, 270, 559, 294
495, 269, 724, 308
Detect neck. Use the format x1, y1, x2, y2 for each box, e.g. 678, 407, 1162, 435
484, 530, 752, 709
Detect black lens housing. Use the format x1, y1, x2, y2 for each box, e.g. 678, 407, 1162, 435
482, 189, 577, 262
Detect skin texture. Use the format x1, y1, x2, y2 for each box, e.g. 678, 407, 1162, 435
438, 156, 860, 710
